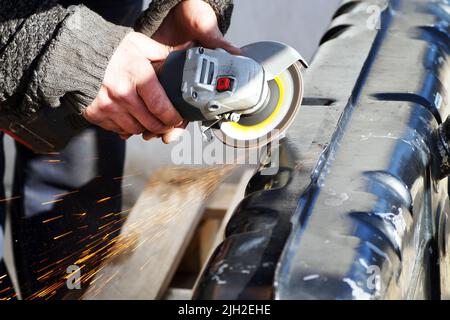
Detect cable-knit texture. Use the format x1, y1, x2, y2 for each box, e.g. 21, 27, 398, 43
26, 6, 131, 113
0, 0, 67, 115
135, 0, 234, 36
204, 0, 233, 34
0, 1, 131, 118
0, 0, 233, 123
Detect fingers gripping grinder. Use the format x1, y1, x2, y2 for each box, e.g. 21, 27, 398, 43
159, 41, 308, 148
0, 42, 306, 154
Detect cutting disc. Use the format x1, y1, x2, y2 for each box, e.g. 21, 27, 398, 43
213, 61, 304, 148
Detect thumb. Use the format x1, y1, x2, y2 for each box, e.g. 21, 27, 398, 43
132, 32, 175, 61
152, 42, 194, 75
174, 41, 196, 51
197, 26, 241, 55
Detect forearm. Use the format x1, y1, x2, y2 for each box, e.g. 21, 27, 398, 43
135, 0, 234, 36
29, 6, 131, 113
0, 1, 131, 117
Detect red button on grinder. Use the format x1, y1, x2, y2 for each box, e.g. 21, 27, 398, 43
216, 77, 232, 92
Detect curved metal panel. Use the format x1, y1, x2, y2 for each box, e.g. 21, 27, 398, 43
194, 0, 450, 300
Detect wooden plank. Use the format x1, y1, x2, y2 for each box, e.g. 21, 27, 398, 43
82, 165, 237, 300
163, 288, 193, 300
211, 169, 255, 249
198, 219, 222, 265
203, 184, 237, 219
176, 183, 237, 273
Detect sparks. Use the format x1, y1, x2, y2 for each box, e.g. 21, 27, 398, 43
41, 199, 64, 206
52, 190, 80, 198
53, 231, 73, 240
45, 160, 63, 163
97, 197, 112, 204
0, 195, 21, 203
42, 215, 64, 224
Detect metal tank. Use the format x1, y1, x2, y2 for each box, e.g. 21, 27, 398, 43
194, 0, 450, 300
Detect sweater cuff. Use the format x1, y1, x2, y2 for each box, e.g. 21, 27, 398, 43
135, 0, 183, 37
135, 0, 234, 37
30, 5, 131, 113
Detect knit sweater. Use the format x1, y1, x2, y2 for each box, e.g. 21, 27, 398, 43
0, 0, 233, 124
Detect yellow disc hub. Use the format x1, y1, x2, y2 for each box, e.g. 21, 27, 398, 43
229, 76, 284, 132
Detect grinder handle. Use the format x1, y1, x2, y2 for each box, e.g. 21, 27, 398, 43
159, 50, 205, 121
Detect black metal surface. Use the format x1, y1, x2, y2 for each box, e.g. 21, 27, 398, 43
430, 116, 450, 180
194, 0, 450, 300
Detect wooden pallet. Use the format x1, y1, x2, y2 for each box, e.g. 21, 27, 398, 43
83, 166, 254, 300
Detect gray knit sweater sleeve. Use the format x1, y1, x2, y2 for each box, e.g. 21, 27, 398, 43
0, 0, 131, 117
135, 0, 234, 37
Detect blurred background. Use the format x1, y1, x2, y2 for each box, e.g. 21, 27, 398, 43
3, 0, 341, 207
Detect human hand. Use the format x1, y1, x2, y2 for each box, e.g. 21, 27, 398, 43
141, 0, 240, 141
83, 32, 185, 143
153, 0, 240, 53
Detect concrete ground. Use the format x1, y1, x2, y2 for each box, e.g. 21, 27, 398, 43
3, 0, 341, 298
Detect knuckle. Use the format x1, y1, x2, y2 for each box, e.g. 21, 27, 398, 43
192, 19, 203, 32
108, 81, 134, 102
85, 107, 106, 124
149, 96, 180, 125
139, 118, 156, 133
98, 101, 114, 114
121, 117, 144, 135
149, 93, 166, 115
83, 107, 96, 121
147, 120, 168, 134
121, 91, 136, 104
95, 90, 113, 111
130, 125, 143, 135
105, 125, 118, 132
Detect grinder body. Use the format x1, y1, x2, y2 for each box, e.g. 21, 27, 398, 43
159, 47, 268, 121
159, 41, 308, 148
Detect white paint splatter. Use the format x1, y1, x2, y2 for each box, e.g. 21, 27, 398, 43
359, 258, 369, 269
217, 263, 229, 275
262, 262, 274, 268
435, 92, 443, 109
372, 208, 406, 247
212, 275, 227, 285
366, 241, 391, 264
324, 189, 349, 206
343, 278, 372, 300
303, 274, 320, 281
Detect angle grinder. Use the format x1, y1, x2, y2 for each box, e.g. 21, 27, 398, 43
159, 41, 308, 148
